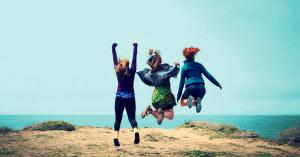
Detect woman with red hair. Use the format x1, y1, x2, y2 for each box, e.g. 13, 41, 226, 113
177, 47, 222, 113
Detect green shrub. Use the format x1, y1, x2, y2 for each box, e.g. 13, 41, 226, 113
0, 127, 14, 135
0, 147, 15, 155
24, 121, 76, 131
180, 121, 260, 139
278, 127, 300, 147
180, 121, 239, 134
231, 131, 260, 138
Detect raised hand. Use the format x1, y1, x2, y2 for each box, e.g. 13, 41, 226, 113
173, 61, 180, 67
219, 85, 222, 90
133, 42, 138, 47
149, 48, 154, 55
112, 43, 118, 48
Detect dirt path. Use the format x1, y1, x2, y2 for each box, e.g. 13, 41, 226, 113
0, 127, 299, 157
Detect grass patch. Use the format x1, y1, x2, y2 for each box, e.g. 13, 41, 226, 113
0, 126, 15, 135
35, 134, 55, 139
179, 150, 237, 157
24, 121, 76, 131
42, 149, 81, 157
85, 144, 103, 149
144, 132, 177, 142
180, 121, 239, 134
0, 146, 16, 155
0, 135, 26, 145
278, 127, 300, 147
252, 151, 273, 157
180, 121, 259, 139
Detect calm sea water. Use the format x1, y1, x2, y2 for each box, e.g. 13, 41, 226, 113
0, 115, 299, 140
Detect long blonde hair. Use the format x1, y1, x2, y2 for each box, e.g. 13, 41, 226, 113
115, 58, 130, 77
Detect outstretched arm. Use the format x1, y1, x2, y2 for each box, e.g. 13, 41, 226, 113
131, 43, 138, 72
112, 43, 118, 66
201, 64, 222, 89
177, 67, 185, 102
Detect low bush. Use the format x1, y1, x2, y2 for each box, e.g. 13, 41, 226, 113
0, 127, 15, 135
278, 127, 300, 147
24, 121, 76, 131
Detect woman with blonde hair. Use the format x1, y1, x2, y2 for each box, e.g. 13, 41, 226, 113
111, 43, 139, 147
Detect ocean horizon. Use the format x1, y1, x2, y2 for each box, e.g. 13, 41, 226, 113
1, 115, 299, 140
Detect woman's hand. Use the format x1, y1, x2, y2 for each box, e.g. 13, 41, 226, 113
149, 48, 154, 55
219, 85, 222, 90
174, 61, 180, 67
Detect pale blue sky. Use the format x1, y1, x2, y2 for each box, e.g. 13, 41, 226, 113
0, 0, 299, 115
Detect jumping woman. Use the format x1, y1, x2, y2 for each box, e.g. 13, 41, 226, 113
138, 48, 180, 125
111, 43, 139, 147
177, 47, 222, 113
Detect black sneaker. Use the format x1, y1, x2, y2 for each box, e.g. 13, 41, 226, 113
114, 138, 120, 147
134, 132, 140, 144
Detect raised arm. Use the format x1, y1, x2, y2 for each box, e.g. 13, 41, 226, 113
170, 62, 180, 77
131, 43, 138, 72
201, 64, 222, 89
177, 67, 185, 102
112, 43, 118, 66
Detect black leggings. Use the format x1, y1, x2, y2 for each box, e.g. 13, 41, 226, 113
114, 97, 138, 131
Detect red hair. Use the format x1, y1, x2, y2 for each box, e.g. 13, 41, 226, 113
183, 47, 200, 60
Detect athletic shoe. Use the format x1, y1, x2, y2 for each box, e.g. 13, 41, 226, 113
196, 97, 202, 113
114, 138, 120, 147
157, 108, 164, 125
134, 132, 140, 144
141, 105, 152, 119
187, 95, 193, 108
157, 118, 163, 125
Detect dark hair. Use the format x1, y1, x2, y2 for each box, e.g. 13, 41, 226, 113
147, 51, 162, 72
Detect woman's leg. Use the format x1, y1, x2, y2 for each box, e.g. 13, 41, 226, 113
124, 97, 140, 144
195, 87, 206, 113
114, 97, 125, 133
164, 108, 174, 120
180, 99, 196, 106
114, 97, 125, 146
151, 109, 164, 125
141, 105, 153, 118
180, 85, 196, 107
124, 97, 138, 129
151, 110, 163, 119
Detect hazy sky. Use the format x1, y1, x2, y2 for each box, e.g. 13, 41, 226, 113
1, 0, 299, 115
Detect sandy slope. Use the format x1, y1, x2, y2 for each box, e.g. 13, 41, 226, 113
0, 127, 299, 157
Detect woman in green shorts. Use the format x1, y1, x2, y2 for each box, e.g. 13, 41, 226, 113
137, 48, 179, 125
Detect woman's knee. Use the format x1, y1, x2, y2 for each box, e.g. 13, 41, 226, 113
130, 120, 138, 127
164, 110, 174, 120
166, 115, 174, 120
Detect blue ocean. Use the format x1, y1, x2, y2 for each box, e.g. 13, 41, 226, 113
1, 115, 299, 140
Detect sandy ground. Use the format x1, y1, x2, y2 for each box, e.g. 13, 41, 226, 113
0, 127, 299, 157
